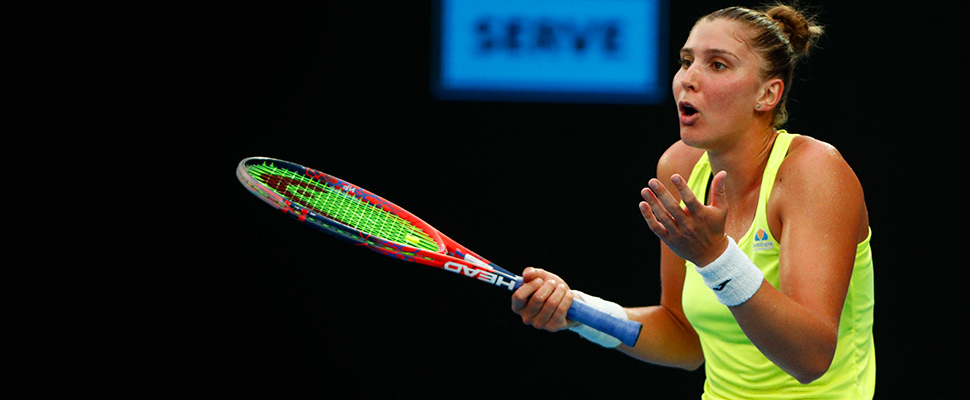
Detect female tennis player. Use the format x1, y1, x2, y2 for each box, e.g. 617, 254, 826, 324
511, 4, 875, 398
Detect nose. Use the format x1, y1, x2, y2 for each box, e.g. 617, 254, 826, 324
680, 66, 698, 91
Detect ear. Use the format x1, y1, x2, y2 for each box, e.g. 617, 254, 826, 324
755, 78, 784, 112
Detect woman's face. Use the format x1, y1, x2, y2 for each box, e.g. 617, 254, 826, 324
672, 18, 767, 149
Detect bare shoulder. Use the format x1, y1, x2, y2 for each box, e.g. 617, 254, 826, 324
774, 135, 869, 240
657, 140, 705, 179
779, 135, 861, 188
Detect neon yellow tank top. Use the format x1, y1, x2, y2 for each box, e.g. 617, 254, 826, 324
681, 131, 876, 399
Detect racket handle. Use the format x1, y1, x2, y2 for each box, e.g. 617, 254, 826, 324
566, 300, 642, 347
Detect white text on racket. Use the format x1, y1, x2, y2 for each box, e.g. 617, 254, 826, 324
443, 262, 517, 291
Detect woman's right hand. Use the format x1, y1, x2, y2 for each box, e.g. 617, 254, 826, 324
511, 267, 580, 332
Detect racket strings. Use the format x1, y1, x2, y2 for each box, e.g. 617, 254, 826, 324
247, 163, 439, 252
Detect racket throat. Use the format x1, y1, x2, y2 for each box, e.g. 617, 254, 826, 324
462, 253, 490, 268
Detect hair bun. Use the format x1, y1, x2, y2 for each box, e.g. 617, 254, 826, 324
765, 4, 823, 55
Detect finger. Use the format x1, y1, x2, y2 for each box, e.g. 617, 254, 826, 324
639, 200, 668, 237
529, 268, 570, 292
522, 278, 553, 322
556, 289, 579, 328
670, 174, 702, 216
641, 184, 677, 229
511, 276, 542, 313
520, 267, 539, 284
649, 179, 687, 224
708, 170, 729, 211
523, 267, 548, 281
534, 281, 568, 330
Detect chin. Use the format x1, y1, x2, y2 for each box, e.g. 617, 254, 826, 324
678, 126, 707, 148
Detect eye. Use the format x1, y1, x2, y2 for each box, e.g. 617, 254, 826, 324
679, 57, 693, 69
711, 61, 727, 70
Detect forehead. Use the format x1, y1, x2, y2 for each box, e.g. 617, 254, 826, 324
682, 18, 755, 58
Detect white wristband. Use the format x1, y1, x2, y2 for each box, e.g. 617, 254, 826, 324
568, 290, 628, 348
695, 236, 764, 306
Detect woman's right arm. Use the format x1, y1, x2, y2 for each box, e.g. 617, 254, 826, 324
617, 141, 704, 369
512, 141, 705, 369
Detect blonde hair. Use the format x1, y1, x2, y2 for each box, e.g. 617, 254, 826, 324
702, 3, 824, 127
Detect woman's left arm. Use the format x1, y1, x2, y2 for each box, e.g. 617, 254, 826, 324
743, 140, 867, 383
640, 140, 867, 384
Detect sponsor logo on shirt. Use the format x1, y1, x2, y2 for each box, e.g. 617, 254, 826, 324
753, 228, 774, 251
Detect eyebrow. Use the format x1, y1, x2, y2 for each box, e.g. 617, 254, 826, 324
679, 47, 741, 61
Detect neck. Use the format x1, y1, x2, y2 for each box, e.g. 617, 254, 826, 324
706, 126, 778, 196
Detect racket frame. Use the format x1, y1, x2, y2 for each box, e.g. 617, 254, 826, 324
236, 157, 521, 290
237, 157, 641, 346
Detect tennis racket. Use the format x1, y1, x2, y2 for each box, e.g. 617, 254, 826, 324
236, 156, 641, 347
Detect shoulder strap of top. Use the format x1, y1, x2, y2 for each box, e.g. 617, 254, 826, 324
760, 130, 798, 197
685, 150, 712, 205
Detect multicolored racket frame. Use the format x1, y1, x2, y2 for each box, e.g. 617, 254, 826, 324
236, 157, 641, 347
236, 157, 520, 288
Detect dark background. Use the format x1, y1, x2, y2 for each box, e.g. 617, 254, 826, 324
215, 2, 957, 398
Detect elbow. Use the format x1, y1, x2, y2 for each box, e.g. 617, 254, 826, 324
790, 354, 835, 385
671, 353, 705, 372
673, 362, 703, 372
793, 368, 827, 385
682, 358, 704, 372
785, 332, 839, 384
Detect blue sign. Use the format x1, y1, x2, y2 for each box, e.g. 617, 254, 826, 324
432, 0, 668, 104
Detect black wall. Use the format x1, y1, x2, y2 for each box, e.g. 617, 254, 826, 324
219, 2, 956, 397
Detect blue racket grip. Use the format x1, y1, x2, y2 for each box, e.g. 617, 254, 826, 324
502, 267, 639, 346
566, 299, 642, 347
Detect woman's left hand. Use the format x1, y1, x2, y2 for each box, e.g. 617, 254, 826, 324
639, 171, 730, 267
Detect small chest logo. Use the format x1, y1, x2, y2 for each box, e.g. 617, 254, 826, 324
753, 228, 774, 251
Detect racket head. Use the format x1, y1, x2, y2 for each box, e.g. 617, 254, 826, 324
237, 157, 446, 259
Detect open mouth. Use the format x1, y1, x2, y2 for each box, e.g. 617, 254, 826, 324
680, 102, 698, 117
678, 101, 700, 126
